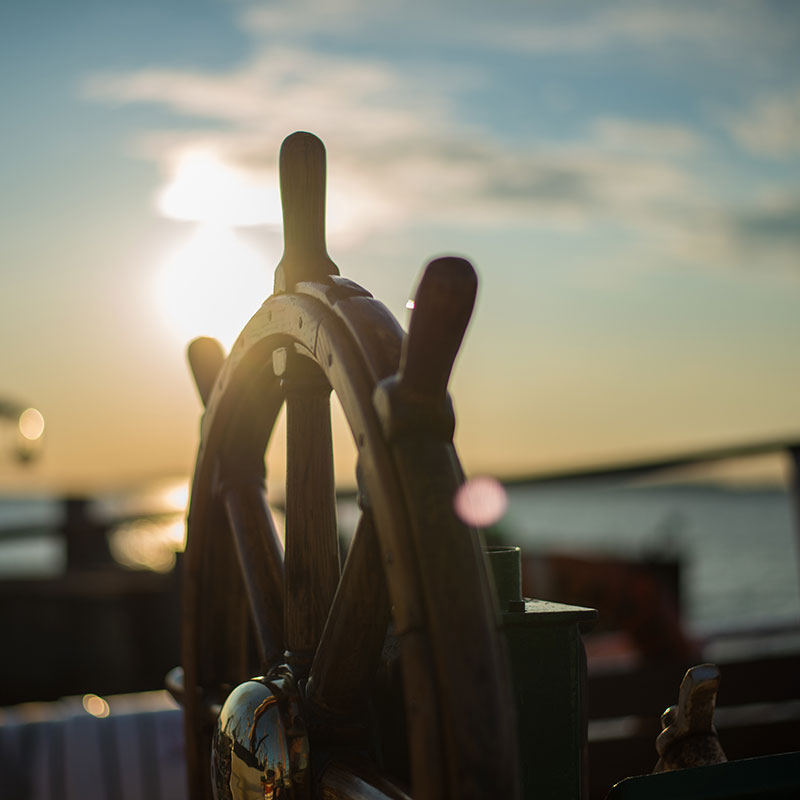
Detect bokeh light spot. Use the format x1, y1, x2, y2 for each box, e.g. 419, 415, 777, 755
453, 476, 508, 528
18, 408, 45, 441
82, 693, 110, 718
109, 517, 186, 573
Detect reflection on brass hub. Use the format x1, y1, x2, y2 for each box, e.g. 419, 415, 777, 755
211, 666, 310, 799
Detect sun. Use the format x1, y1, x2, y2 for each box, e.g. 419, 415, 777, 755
154, 147, 282, 348
156, 224, 274, 349
157, 148, 281, 227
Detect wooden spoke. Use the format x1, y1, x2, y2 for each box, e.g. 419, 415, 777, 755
182, 502, 252, 800
222, 481, 285, 670
306, 508, 390, 717
318, 759, 412, 800
391, 441, 519, 799
191, 505, 254, 690
283, 355, 341, 670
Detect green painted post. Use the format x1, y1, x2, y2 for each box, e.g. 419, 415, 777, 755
486, 546, 597, 800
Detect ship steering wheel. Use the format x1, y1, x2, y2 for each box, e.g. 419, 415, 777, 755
178, 132, 520, 800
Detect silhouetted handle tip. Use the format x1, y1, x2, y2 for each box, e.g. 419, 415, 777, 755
188, 336, 226, 407
274, 131, 339, 292
374, 256, 478, 441
400, 256, 478, 401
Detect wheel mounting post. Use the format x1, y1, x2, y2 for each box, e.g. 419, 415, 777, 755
278, 347, 341, 677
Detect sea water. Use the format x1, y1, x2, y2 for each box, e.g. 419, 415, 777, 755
1, 483, 799, 635
500, 482, 800, 634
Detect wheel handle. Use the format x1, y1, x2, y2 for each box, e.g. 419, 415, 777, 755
274, 131, 339, 293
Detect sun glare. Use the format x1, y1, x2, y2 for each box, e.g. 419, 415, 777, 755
158, 480, 189, 513
158, 149, 281, 227
153, 145, 375, 348
156, 224, 272, 348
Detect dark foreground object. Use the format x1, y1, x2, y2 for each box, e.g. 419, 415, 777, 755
607, 750, 800, 799
0, 566, 180, 706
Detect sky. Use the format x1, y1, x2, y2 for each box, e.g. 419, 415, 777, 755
1, 0, 799, 493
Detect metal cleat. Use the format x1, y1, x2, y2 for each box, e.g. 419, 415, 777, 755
654, 662, 727, 772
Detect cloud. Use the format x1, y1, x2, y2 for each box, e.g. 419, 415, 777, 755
240, 0, 370, 37
84, 46, 455, 147
458, 1, 798, 58
725, 88, 800, 159
235, 0, 798, 57
86, 52, 702, 246
728, 192, 800, 270
84, 46, 467, 237
652, 189, 800, 276
482, 6, 717, 54
735, 193, 800, 244
83, 4, 797, 274
590, 118, 701, 156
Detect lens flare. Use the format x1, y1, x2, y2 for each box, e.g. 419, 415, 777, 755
453, 476, 508, 528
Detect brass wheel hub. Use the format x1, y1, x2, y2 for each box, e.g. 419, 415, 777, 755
212, 666, 310, 800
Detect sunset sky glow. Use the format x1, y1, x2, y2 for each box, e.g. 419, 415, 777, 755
2, 0, 799, 491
